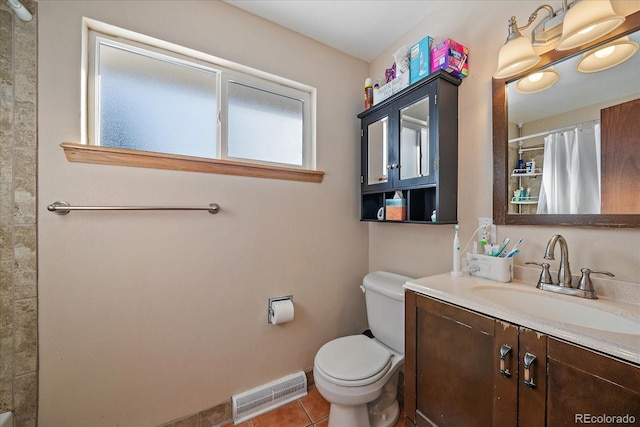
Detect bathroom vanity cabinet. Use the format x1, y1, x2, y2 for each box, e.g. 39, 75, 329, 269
358, 71, 460, 224
404, 291, 640, 426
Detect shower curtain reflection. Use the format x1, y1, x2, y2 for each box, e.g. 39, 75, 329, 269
537, 124, 601, 214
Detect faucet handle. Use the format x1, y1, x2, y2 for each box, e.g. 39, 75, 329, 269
526, 261, 553, 288
577, 268, 615, 295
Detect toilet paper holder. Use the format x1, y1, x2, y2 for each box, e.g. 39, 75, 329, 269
268, 295, 293, 324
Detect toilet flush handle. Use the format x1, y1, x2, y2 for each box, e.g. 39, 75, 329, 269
360, 285, 366, 293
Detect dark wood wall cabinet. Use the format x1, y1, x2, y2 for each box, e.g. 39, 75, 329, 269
404, 291, 640, 426
358, 71, 461, 224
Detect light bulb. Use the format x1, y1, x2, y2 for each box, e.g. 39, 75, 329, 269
515, 68, 559, 94
594, 46, 615, 58
577, 37, 639, 73
578, 25, 595, 35
528, 72, 544, 82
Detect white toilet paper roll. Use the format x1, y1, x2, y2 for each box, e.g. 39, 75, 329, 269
271, 299, 294, 325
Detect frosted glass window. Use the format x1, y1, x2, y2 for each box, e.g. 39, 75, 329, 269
86, 26, 315, 173
98, 42, 217, 157
228, 82, 304, 166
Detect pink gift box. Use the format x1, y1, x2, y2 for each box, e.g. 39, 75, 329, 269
431, 38, 469, 78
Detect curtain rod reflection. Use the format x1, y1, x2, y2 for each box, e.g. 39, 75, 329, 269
47, 201, 220, 215
509, 119, 600, 144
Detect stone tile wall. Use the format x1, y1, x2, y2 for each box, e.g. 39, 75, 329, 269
0, 0, 38, 425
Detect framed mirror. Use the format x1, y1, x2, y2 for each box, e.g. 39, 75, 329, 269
493, 10, 640, 228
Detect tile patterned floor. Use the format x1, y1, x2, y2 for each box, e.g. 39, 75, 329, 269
220, 386, 405, 427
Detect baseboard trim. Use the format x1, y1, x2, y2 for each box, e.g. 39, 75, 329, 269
160, 367, 404, 427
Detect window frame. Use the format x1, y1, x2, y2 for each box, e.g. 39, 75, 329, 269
71, 18, 323, 183
88, 32, 223, 159
220, 71, 312, 169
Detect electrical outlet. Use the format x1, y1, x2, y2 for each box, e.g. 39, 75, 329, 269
478, 217, 497, 245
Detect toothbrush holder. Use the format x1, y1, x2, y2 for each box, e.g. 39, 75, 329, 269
466, 253, 513, 283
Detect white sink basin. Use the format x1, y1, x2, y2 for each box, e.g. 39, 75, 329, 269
472, 286, 640, 335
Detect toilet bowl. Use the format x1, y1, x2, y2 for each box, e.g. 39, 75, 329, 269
313, 271, 413, 427
314, 335, 404, 427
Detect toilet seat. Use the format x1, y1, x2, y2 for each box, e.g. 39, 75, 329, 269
315, 335, 392, 387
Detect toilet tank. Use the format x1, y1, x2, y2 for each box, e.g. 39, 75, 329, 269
362, 271, 414, 354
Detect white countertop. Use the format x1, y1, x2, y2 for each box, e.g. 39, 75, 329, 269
404, 270, 640, 365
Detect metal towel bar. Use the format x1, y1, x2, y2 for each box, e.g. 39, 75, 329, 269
47, 201, 220, 215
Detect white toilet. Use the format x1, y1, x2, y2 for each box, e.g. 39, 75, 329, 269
313, 271, 413, 427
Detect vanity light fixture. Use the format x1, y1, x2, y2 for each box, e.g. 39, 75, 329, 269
493, 7, 553, 79
577, 36, 639, 73
515, 68, 560, 94
555, 0, 625, 51
494, 0, 625, 79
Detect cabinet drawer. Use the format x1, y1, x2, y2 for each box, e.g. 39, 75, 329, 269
416, 295, 495, 335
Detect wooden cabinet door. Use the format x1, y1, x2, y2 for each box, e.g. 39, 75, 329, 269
404, 292, 639, 427
494, 320, 519, 427
361, 107, 395, 193
411, 295, 498, 426
518, 328, 547, 427
546, 338, 640, 426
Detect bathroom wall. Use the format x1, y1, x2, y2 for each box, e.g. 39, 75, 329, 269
30, 1, 640, 425
520, 93, 638, 136
37, 1, 369, 425
368, 0, 640, 283
0, 0, 38, 425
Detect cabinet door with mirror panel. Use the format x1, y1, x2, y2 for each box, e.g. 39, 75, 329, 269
399, 92, 433, 184
363, 108, 394, 191
362, 86, 434, 191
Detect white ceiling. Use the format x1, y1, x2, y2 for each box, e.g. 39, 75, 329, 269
224, 1, 640, 126
223, 0, 442, 62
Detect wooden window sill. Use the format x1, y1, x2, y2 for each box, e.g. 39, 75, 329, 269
60, 143, 325, 183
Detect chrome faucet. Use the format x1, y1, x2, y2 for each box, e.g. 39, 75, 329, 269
527, 234, 615, 299
543, 234, 572, 287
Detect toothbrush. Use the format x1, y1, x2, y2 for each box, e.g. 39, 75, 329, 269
494, 237, 510, 257
503, 238, 524, 258
506, 249, 520, 258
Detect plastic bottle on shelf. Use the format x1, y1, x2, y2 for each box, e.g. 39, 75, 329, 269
364, 78, 373, 109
